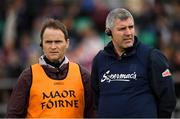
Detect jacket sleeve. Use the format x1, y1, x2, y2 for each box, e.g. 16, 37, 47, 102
90, 54, 100, 111
149, 49, 177, 118
79, 65, 95, 117
6, 67, 32, 118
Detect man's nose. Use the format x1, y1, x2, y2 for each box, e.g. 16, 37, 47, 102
51, 42, 56, 48
125, 28, 132, 35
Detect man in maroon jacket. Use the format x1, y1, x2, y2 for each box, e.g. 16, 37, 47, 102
6, 18, 94, 118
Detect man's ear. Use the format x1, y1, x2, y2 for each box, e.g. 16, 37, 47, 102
105, 28, 112, 36
40, 40, 42, 47
66, 39, 70, 49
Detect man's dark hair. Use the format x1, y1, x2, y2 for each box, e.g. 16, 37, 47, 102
40, 18, 69, 47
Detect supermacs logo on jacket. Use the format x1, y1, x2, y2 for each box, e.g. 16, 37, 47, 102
101, 70, 137, 83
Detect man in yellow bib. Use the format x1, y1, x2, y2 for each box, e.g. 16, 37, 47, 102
6, 18, 94, 118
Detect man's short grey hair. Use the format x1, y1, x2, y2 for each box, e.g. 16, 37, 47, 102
105, 8, 134, 29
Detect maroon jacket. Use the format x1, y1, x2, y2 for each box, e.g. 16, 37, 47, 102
6, 62, 94, 118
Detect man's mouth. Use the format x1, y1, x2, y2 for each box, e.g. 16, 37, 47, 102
124, 38, 132, 42
124, 37, 132, 40
50, 52, 58, 54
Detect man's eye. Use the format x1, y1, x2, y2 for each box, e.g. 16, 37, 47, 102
45, 41, 62, 44
55, 41, 62, 43
46, 41, 52, 44
119, 27, 126, 31
129, 25, 134, 29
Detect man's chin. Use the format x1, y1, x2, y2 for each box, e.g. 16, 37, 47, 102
49, 57, 59, 62
125, 43, 133, 48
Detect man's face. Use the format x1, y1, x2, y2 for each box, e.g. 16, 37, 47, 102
42, 28, 69, 62
111, 17, 135, 50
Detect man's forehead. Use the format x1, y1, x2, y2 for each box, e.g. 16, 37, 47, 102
113, 18, 134, 26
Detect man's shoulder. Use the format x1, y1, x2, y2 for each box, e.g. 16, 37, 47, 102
94, 50, 105, 59
17, 66, 32, 85
150, 49, 169, 66
20, 66, 32, 77
138, 41, 153, 51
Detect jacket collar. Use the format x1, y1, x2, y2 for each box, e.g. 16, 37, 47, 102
103, 36, 140, 59
39, 55, 69, 68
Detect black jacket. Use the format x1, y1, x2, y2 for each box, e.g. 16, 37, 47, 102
149, 48, 177, 117
91, 37, 176, 118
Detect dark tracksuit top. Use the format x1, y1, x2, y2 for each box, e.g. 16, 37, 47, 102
91, 37, 176, 118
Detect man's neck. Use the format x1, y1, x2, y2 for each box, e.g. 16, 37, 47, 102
113, 45, 125, 57
44, 56, 65, 68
